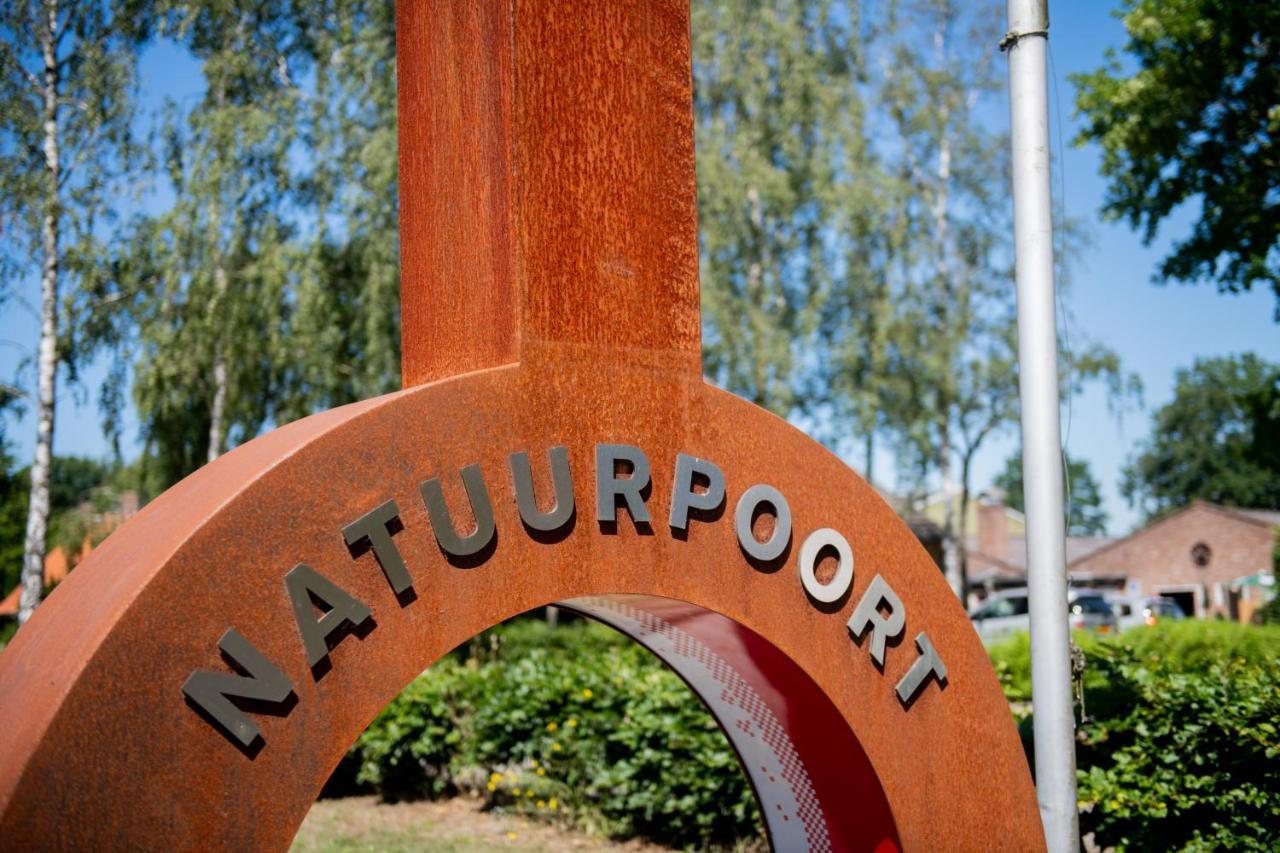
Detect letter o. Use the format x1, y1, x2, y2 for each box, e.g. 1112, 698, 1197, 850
798, 528, 854, 604
734, 484, 792, 563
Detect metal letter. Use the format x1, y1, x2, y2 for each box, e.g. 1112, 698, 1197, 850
285, 563, 374, 668
895, 632, 948, 705
510, 447, 574, 532
797, 527, 854, 604
595, 444, 651, 525
342, 500, 412, 594
668, 453, 725, 531
734, 484, 792, 563
847, 574, 906, 667
420, 464, 497, 557
181, 628, 294, 748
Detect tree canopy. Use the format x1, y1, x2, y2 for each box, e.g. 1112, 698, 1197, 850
994, 450, 1109, 536
1122, 354, 1280, 517
1073, 0, 1280, 315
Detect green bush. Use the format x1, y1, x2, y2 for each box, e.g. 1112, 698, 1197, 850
987, 620, 1280, 705
1114, 619, 1280, 671
987, 631, 1033, 703
1076, 648, 1280, 850
350, 618, 761, 849
990, 621, 1280, 850
1253, 595, 1280, 625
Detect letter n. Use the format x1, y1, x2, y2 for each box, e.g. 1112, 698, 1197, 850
182, 629, 294, 749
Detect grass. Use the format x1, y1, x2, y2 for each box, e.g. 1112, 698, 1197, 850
291, 796, 665, 853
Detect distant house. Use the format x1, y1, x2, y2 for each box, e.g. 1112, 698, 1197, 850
0, 490, 140, 621
1068, 501, 1278, 622
964, 495, 1115, 597
955, 496, 1276, 622
0, 541, 84, 618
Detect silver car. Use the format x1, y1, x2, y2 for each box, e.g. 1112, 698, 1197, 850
1106, 594, 1187, 632
970, 587, 1119, 643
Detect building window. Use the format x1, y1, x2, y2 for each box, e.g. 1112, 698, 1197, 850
1191, 542, 1212, 568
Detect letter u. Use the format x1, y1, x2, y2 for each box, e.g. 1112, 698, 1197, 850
420, 464, 496, 558
510, 447, 575, 533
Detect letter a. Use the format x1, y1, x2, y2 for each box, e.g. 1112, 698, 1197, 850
285, 563, 373, 668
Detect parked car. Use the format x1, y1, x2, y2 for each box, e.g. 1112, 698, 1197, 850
1105, 594, 1187, 631
969, 587, 1118, 643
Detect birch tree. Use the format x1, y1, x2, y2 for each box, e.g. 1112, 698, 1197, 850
279, 0, 400, 421
0, 0, 145, 623
693, 0, 868, 417
128, 1, 298, 485
872, 0, 1011, 597
876, 1, 1137, 599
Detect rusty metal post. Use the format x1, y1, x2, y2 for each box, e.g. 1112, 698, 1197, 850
397, 0, 701, 386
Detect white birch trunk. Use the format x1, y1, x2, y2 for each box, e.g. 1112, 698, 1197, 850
932, 17, 962, 600
206, 324, 228, 463
205, 75, 229, 465
19, 0, 61, 626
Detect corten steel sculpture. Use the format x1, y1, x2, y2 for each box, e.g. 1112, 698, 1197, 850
0, 2, 1042, 850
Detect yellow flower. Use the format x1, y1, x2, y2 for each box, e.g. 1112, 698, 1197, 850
551, 742, 561, 752
548, 798, 558, 811
536, 767, 545, 776
530, 759, 539, 768
546, 721, 558, 732
487, 781, 497, 792
513, 787, 521, 796
536, 800, 546, 809
525, 790, 534, 798
566, 718, 578, 728
582, 688, 593, 699
506, 832, 518, 841
490, 772, 503, 782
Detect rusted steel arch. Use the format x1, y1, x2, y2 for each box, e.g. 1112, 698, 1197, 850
0, 361, 1041, 850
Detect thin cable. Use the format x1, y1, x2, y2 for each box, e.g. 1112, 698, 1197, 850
1047, 43, 1075, 534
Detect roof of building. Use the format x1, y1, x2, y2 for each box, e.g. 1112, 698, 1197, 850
966, 533, 1114, 577
1224, 507, 1280, 527
0, 544, 78, 618
1066, 500, 1280, 569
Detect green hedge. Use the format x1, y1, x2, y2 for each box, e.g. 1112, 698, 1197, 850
349, 617, 1278, 851
350, 618, 761, 849
1076, 647, 1279, 850
989, 621, 1280, 851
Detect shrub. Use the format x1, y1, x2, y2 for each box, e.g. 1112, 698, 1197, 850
349, 618, 762, 849
987, 620, 1280, 706
990, 621, 1280, 850
1254, 595, 1280, 625
1076, 648, 1280, 850
1114, 619, 1280, 672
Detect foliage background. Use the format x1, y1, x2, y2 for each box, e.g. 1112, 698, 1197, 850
349, 619, 761, 850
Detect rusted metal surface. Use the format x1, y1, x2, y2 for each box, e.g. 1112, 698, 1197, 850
0, 363, 1040, 850
0, 1, 1043, 850
398, 0, 701, 387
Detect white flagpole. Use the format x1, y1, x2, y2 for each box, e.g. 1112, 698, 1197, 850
1004, 1, 1079, 850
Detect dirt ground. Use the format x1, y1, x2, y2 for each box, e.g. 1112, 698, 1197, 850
291, 795, 674, 853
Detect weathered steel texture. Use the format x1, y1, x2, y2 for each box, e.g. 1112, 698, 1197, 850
398, 0, 701, 387
0, 363, 1042, 851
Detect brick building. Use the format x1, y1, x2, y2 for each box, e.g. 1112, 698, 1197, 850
965, 496, 1117, 599
957, 497, 1276, 621
1068, 501, 1278, 621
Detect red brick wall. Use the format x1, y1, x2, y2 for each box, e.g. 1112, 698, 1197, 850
1069, 503, 1274, 617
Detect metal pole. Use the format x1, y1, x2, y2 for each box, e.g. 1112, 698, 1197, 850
1004, 1, 1079, 850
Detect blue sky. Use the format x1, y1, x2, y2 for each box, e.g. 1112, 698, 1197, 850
1, 0, 1276, 536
